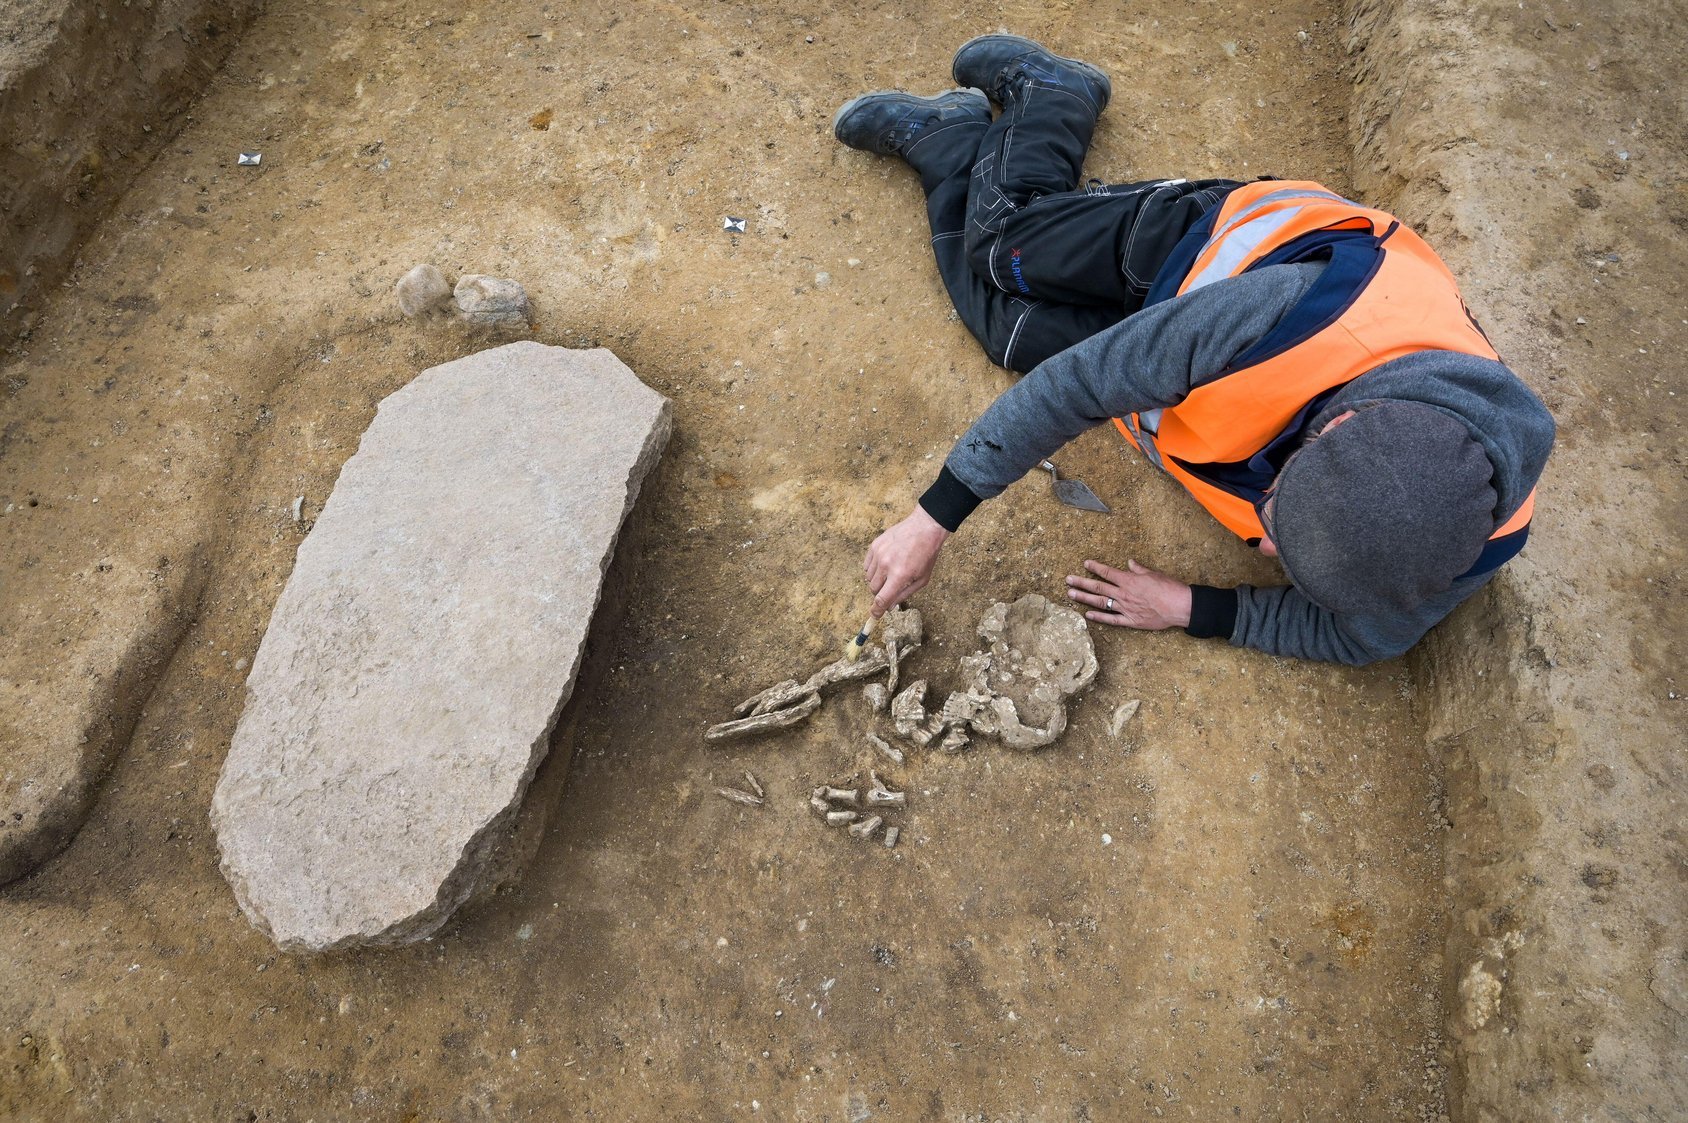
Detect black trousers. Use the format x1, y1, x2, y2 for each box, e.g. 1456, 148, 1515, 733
901, 79, 1241, 373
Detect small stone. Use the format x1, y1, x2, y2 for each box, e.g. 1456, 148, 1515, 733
814, 271, 831, 287
395, 264, 453, 317
454, 275, 531, 326
1459, 961, 1504, 1029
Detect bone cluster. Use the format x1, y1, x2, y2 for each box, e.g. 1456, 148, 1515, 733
705, 596, 1096, 754
705, 607, 924, 743
714, 771, 766, 807
875, 595, 1098, 754
701, 597, 1100, 857
810, 771, 905, 847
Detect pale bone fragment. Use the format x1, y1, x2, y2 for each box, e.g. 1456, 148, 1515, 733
866, 732, 903, 765
869, 769, 888, 792
742, 771, 765, 799
716, 787, 762, 807
734, 647, 891, 717
956, 656, 997, 734
985, 694, 1068, 750
879, 606, 924, 649
862, 683, 888, 712
890, 679, 928, 739
826, 810, 859, 826
939, 689, 991, 728
704, 692, 822, 743
290, 495, 305, 523
866, 788, 906, 808
739, 680, 801, 716
883, 825, 900, 849
938, 726, 971, 754
819, 786, 861, 807
879, 605, 927, 696
848, 814, 883, 840
910, 713, 948, 747
1108, 699, 1142, 738
957, 595, 1098, 750
809, 793, 832, 816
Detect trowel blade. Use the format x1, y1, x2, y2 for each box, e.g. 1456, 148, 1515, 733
1053, 479, 1111, 513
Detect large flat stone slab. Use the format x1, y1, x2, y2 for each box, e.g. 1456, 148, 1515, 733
210, 343, 670, 952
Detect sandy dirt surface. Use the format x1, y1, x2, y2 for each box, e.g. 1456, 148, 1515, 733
0, 0, 1678, 1119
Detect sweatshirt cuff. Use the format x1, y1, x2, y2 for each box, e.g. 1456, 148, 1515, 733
1184, 584, 1238, 640
918, 464, 984, 533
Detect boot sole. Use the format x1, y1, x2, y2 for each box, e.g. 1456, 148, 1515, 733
831, 87, 991, 145
952, 34, 1112, 111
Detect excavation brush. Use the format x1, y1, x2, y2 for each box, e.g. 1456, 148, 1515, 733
844, 614, 875, 662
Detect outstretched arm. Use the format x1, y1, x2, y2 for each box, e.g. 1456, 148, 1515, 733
1223, 577, 1495, 665
922, 261, 1327, 527
1065, 561, 1496, 666
864, 262, 1327, 615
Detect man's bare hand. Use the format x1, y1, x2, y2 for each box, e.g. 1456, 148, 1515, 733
864, 506, 951, 617
1065, 559, 1193, 630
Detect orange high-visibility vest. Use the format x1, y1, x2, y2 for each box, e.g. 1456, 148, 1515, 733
1113, 180, 1535, 558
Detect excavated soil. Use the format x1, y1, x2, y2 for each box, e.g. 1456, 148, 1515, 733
0, 0, 1680, 1120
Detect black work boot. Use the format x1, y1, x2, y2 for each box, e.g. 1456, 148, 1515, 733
832, 87, 992, 160
952, 34, 1111, 114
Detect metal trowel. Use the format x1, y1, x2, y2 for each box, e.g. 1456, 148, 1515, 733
1039, 459, 1111, 513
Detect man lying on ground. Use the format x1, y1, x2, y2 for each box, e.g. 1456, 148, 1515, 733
833, 34, 1555, 665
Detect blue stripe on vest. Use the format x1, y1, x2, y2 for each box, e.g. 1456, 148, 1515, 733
1224, 234, 1383, 370
1170, 383, 1350, 502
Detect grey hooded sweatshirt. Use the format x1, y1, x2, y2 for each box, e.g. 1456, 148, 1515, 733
917, 261, 1556, 666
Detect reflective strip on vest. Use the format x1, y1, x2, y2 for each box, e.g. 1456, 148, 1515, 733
1123, 411, 1164, 470
1182, 188, 1354, 292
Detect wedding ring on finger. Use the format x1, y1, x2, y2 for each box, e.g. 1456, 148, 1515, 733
1105, 597, 1114, 611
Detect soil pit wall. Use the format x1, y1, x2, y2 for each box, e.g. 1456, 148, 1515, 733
0, 0, 262, 345
1347, 1, 1687, 1118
